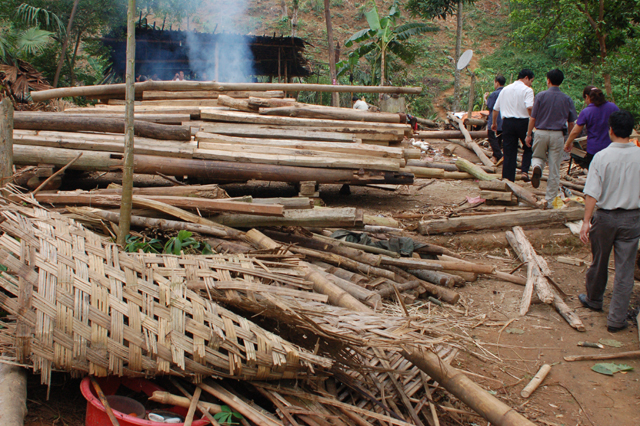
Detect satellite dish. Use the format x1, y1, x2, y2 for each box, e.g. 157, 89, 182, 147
456, 49, 473, 71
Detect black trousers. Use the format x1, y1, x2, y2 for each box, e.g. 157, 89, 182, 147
501, 117, 532, 182
488, 129, 503, 161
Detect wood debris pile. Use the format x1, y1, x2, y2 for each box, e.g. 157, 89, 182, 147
0, 195, 537, 426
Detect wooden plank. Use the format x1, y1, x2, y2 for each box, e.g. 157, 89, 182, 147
195, 123, 358, 142
259, 105, 403, 123
557, 256, 586, 266
419, 207, 584, 235
142, 90, 285, 100
211, 207, 361, 228
200, 109, 411, 131
193, 148, 401, 171
478, 180, 508, 191
35, 193, 285, 216
196, 133, 405, 158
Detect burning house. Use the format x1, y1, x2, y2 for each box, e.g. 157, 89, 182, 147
102, 26, 311, 82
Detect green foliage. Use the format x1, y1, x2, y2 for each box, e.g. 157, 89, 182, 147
337, 0, 437, 85
406, 0, 477, 19
124, 235, 163, 253
213, 406, 243, 426
164, 230, 213, 255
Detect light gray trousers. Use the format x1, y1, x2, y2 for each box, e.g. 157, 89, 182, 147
531, 129, 564, 202
584, 209, 640, 328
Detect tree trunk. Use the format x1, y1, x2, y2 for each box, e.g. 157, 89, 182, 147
380, 45, 387, 86
453, 0, 463, 111
53, 0, 80, 88
291, 0, 299, 38
118, 0, 136, 246
69, 30, 83, 87
324, 0, 340, 107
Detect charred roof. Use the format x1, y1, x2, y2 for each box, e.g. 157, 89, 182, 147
103, 26, 310, 81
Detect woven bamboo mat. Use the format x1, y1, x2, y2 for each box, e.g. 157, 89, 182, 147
0, 205, 332, 386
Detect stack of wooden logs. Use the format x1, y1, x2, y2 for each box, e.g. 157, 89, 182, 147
15, 82, 423, 186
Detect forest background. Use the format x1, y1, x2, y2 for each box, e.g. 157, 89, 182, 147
1, 0, 638, 120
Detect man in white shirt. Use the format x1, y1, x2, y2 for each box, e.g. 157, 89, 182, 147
579, 110, 640, 332
352, 96, 369, 111
491, 69, 535, 182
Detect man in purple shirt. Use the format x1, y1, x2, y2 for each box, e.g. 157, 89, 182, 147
526, 69, 577, 206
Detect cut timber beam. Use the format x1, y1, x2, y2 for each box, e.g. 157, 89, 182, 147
259, 106, 403, 123
31, 81, 422, 102
419, 207, 584, 235
13, 146, 414, 185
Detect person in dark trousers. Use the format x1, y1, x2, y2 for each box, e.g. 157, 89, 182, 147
527, 69, 577, 206
486, 75, 505, 161
578, 110, 640, 332
491, 69, 535, 182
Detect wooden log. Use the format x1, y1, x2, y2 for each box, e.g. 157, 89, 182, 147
312, 261, 368, 284
375, 280, 422, 297
31, 81, 422, 102
553, 294, 586, 332
455, 158, 495, 181
211, 207, 362, 228
246, 229, 372, 313
200, 109, 411, 132
311, 234, 400, 258
406, 160, 494, 174
464, 117, 487, 127
444, 144, 458, 156
247, 97, 297, 108
13, 146, 414, 185
564, 350, 640, 362
0, 98, 14, 183
18, 111, 192, 124
13, 113, 191, 141
93, 184, 229, 199
64, 105, 204, 118
195, 124, 358, 142
415, 117, 437, 127
262, 230, 382, 267
402, 348, 536, 426
414, 130, 488, 139
316, 269, 382, 309
259, 106, 403, 123
35, 192, 284, 216
447, 113, 494, 168
380, 256, 495, 274
193, 147, 401, 171
143, 90, 285, 100
503, 180, 541, 209
414, 243, 461, 259
385, 266, 460, 305
407, 269, 465, 288
419, 207, 584, 235
478, 180, 508, 191
481, 190, 514, 202
520, 364, 551, 398
0, 364, 27, 426
217, 95, 259, 112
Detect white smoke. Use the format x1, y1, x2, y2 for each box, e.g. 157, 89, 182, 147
184, 0, 255, 82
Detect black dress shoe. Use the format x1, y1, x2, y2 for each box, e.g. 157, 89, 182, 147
578, 293, 602, 312
531, 166, 542, 188
607, 324, 628, 333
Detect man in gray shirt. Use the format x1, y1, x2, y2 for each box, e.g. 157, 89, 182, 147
579, 110, 640, 332
526, 69, 577, 205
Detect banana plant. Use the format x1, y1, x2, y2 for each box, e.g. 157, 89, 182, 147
337, 0, 437, 86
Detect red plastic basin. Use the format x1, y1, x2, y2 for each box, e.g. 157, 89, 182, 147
80, 376, 209, 426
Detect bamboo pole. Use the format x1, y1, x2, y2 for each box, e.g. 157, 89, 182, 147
117, 0, 136, 246
520, 364, 551, 398
0, 98, 13, 184
30, 82, 422, 102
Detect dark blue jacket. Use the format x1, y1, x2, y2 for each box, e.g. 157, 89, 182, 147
487, 86, 504, 132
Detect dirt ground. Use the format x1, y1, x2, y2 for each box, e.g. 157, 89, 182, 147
24, 161, 640, 426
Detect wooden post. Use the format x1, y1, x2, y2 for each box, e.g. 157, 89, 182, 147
117, 0, 136, 246
0, 364, 27, 426
0, 98, 13, 184
466, 71, 475, 130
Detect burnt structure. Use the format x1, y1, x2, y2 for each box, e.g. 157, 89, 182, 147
102, 26, 310, 81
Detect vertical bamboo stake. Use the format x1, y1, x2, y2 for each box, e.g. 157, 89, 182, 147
466, 72, 475, 130
453, 0, 463, 111
0, 98, 13, 185
117, 0, 136, 245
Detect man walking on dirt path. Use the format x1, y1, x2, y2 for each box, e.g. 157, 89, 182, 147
491, 69, 535, 182
486, 75, 505, 161
578, 110, 640, 332
527, 69, 577, 207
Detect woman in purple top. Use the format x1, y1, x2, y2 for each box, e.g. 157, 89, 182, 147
564, 86, 619, 167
